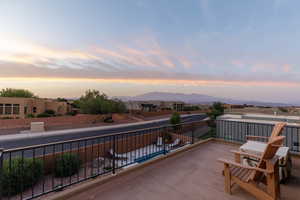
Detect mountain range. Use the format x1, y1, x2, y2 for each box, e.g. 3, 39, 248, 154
115, 92, 294, 106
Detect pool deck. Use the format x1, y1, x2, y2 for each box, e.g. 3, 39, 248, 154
54, 140, 300, 200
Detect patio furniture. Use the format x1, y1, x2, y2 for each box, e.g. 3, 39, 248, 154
246, 122, 286, 142
218, 136, 285, 200
239, 140, 292, 182
169, 138, 181, 148
108, 149, 128, 160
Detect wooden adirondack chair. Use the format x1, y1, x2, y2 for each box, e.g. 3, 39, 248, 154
218, 136, 285, 200
246, 122, 286, 143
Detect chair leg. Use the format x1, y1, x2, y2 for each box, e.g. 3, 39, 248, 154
234, 152, 241, 164
224, 163, 232, 194
266, 159, 280, 200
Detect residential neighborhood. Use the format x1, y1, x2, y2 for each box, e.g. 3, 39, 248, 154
0, 1, 300, 200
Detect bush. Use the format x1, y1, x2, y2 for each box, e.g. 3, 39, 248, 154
1, 157, 43, 196
44, 109, 55, 115
183, 106, 200, 111
103, 115, 114, 123
206, 102, 224, 120
26, 114, 35, 118
170, 112, 181, 131
0, 117, 13, 120
66, 111, 77, 116
170, 112, 181, 125
36, 113, 52, 118
55, 153, 81, 177
278, 107, 288, 113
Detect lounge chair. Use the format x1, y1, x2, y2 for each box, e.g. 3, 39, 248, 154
246, 122, 286, 143
218, 136, 285, 200
169, 138, 181, 148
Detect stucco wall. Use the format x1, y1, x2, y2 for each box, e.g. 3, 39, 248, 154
0, 114, 104, 130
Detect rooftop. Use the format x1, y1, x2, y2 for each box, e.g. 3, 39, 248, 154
219, 113, 300, 126
53, 140, 300, 200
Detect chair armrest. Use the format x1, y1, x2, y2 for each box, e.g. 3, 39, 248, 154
218, 158, 273, 174
231, 150, 261, 160
246, 135, 269, 141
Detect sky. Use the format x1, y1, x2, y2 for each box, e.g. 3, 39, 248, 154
0, 0, 300, 103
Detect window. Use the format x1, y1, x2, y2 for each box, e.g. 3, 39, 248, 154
33, 107, 37, 113
24, 106, 28, 114
5, 104, 12, 115
13, 104, 20, 115
0, 104, 3, 115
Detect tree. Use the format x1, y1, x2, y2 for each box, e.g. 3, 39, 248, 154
74, 90, 127, 114
170, 112, 181, 130
0, 88, 37, 98
170, 112, 181, 125
207, 102, 224, 120
205, 102, 225, 138
278, 107, 288, 113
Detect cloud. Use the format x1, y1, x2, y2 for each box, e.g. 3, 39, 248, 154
282, 64, 292, 73
1, 61, 300, 88
1, 34, 299, 89
0, 34, 193, 71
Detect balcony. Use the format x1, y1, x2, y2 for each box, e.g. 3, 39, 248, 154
0, 120, 299, 200
48, 140, 300, 200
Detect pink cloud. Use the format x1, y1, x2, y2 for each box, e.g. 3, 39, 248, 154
282, 64, 292, 73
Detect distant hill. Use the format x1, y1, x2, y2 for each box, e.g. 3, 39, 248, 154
115, 92, 293, 106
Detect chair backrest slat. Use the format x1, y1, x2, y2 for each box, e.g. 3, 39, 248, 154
269, 123, 286, 141
251, 136, 285, 181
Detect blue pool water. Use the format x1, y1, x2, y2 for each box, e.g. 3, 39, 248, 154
134, 150, 169, 163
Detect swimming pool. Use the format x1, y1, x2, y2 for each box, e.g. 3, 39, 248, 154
134, 149, 169, 163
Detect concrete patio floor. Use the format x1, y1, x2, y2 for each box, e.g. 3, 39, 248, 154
60, 141, 300, 200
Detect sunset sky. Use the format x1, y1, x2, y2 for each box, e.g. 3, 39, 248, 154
1, 0, 300, 103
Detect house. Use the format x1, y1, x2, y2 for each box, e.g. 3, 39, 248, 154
0, 97, 70, 119
125, 101, 185, 112
160, 101, 184, 111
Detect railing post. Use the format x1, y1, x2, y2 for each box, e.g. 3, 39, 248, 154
163, 127, 167, 155
112, 135, 116, 174
246, 123, 249, 136
0, 148, 4, 200
191, 123, 195, 144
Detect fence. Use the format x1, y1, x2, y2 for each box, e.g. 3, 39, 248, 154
0, 120, 206, 200
216, 120, 300, 153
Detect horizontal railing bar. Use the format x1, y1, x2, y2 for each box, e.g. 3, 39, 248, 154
3, 120, 206, 153
216, 119, 300, 153
216, 119, 300, 128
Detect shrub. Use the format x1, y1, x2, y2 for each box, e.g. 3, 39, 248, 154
0, 117, 13, 120
54, 153, 81, 177
26, 114, 35, 118
36, 113, 51, 118
44, 109, 56, 115
183, 106, 200, 111
170, 112, 181, 131
170, 112, 181, 125
278, 107, 288, 113
103, 115, 114, 123
206, 102, 224, 120
1, 157, 43, 196
66, 111, 77, 116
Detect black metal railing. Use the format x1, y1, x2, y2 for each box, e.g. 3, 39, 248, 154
216, 120, 300, 153
0, 120, 206, 200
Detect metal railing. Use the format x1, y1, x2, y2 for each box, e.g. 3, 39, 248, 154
0, 120, 206, 200
216, 120, 300, 153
